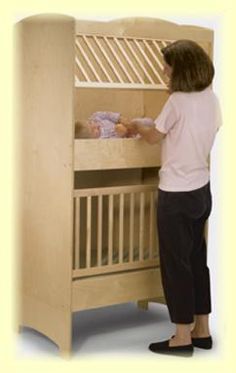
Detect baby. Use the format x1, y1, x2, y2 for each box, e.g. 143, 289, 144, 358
75, 111, 135, 139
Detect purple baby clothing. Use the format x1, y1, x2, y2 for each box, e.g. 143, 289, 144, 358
89, 111, 121, 138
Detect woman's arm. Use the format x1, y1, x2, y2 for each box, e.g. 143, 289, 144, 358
131, 118, 165, 144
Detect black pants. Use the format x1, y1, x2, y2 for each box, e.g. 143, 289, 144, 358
157, 182, 212, 324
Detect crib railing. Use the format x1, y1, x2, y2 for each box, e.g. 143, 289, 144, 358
75, 33, 171, 90
72, 184, 159, 279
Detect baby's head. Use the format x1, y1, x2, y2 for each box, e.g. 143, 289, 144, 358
75, 120, 100, 138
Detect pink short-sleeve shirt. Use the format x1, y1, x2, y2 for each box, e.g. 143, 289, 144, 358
154, 87, 222, 192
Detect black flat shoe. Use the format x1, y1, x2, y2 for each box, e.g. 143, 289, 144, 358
191, 336, 212, 349
149, 339, 194, 357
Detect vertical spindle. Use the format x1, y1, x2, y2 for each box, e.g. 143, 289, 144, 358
97, 194, 103, 266
86, 196, 92, 268
139, 192, 145, 260
119, 193, 124, 263
108, 194, 114, 265
74, 197, 80, 269
129, 192, 134, 262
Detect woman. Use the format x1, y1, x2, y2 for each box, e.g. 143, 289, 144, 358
130, 40, 222, 356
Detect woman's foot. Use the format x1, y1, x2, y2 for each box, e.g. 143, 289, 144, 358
191, 314, 211, 338
191, 334, 213, 349
191, 331, 210, 338
149, 337, 193, 356
169, 335, 192, 347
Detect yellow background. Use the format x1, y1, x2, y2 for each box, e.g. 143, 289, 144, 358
0, 0, 235, 371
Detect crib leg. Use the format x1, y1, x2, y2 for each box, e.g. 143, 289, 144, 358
137, 300, 149, 311
59, 347, 71, 359
147, 296, 166, 305
58, 327, 72, 359
59, 338, 72, 359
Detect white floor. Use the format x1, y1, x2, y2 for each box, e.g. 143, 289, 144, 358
16, 301, 220, 359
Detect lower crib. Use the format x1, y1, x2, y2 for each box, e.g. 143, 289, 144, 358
71, 183, 164, 324
73, 184, 159, 279
19, 154, 165, 356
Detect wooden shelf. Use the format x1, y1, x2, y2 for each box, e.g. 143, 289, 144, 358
74, 138, 161, 170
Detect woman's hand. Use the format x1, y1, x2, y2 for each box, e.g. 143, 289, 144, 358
130, 118, 165, 144
118, 117, 139, 137
121, 120, 139, 136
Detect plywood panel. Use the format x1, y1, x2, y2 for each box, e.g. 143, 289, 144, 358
74, 88, 144, 122
72, 268, 163, 311
144, 90, 169, 118
74, 139, 161, 170
16, 14, 75, 352
75, 18, 213, 44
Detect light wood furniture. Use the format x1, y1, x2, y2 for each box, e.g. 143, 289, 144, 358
16, 15, 213, 356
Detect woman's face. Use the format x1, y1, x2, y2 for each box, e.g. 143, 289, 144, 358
163, 61, 172, 78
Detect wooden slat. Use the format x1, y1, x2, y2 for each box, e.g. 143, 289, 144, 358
114, 38, 144, 84
139, 192, 145, 260
104, 36, 134, 83
92, 36, 113, 82
161, 40, 168, 47
97, 195, 103, 266
119, 193, 124, 263
152, 40, 165, 64
81, 36, 102, 82
108, 194, 114, 265
72, 259, 159, 279
74, 184, 157, 198
129, 192, 135, 262
142, 40, 166, 84
126, 39, 154, 84
74, 197, 80, 268
74, 81, 166, 89
82, 36, 112, 82
75, 75, 80, 85
86, 196, 92, 268
77, 32, 174, 43
76, 37, 100, 81
75, 56, 90, 82
75, 33, 173, 89
95, 36, 124, 83
133, 39, 156, 84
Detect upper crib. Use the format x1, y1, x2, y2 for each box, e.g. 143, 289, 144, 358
73, 17, 214, 171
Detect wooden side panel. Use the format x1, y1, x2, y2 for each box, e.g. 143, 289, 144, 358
16, 15, 75, 352
74, 139, 161, 170
75, 18, 213, 43
74, 87, 144, 122
72, 268, 163, 311
143, 90, 169, 119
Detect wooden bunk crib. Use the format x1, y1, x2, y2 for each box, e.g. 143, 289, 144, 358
16, 15, 213, 356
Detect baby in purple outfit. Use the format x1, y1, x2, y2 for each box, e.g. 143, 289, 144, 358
75, 111, 135, 139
